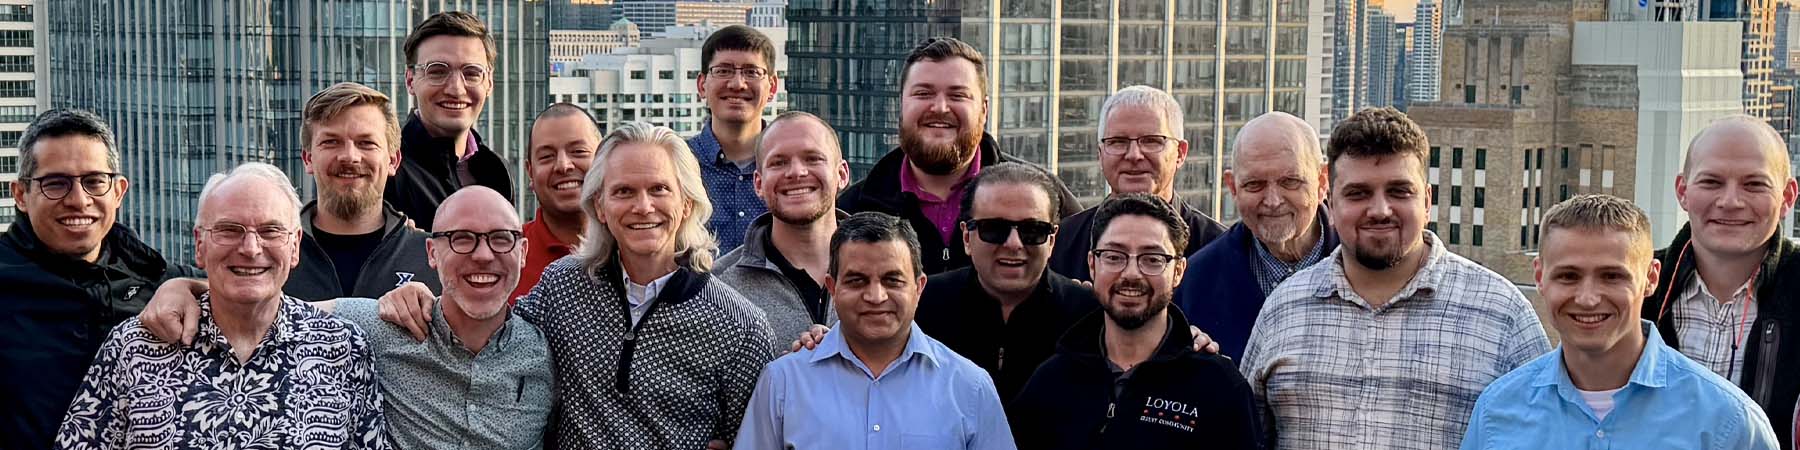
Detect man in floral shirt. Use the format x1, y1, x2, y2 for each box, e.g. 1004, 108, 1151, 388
55, 163, 387, 450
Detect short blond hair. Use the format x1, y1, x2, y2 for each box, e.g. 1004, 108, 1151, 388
302, 82, 401, 154
1541, 194, 1653, 257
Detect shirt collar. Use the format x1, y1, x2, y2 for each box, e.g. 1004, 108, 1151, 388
430, 297, 517, 354
1536, 320, 1673, 393
809, 321, 940, 375
620, 266, 679, 307
195, 292, 296, 352
524, 209, 576, 254
1252, 213, 1332, 269
1314, 230, 1449, 306
898, 151, 983, 202
1680, 275, 1756, 306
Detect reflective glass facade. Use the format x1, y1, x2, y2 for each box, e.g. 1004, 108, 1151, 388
46, 0, 548, 261
788, 0, 1313, 219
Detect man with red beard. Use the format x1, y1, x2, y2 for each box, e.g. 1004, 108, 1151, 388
515, 103, 599, 302
1240, 108, 1549, 449
287, 82, 441, 300
839, 37, 1081, 275
716, 111, 848, 347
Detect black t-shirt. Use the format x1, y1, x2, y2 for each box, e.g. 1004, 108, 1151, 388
763, 235, 828, 324
311, 228, 385, 297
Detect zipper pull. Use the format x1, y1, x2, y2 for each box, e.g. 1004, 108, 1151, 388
1105, 402, 1115, 419
942, 248, 950, 261
997, 347, 1005, 370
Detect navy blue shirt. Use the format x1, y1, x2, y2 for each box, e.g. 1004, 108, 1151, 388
690, 120, 766, 253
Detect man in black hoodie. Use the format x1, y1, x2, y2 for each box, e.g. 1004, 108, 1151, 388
0, 109, 199, 449
838, 37, 1080, 275
1009, 194, 1260, 450
1642, 115, 1800, 448
386, 11, 514, 229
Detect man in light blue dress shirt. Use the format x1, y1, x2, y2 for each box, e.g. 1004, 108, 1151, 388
1461, 195, 1778, 450
734, 212, 1017, 450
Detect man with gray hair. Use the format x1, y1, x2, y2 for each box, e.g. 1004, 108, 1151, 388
0, 108, 200, 449
1174, 111, 1339, 360
58, 163, 388, 449
1640, 114, 1800, 446
1048, 85, 1225, 282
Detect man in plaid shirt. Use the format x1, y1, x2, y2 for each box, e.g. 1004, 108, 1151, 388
1240, 107, 1551, 449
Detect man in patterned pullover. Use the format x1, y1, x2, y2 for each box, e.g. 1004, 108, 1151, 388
380, 122, 778, 449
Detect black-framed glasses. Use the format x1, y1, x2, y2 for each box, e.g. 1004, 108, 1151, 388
706, 65, 769, 81
431, 229, 522, 255
1091, 249, 1178, 275
1099, 135, 1174, 155
25, 172, 120, 201
410, 62, 491, 86
965, 218, 1057, 246
200, 223, 294, 247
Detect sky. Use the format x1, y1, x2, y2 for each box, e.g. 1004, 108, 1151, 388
1384, 0, 1421, 23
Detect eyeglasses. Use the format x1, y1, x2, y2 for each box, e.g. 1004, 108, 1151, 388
201, 223, 294, 247
706, 65, 770, 81
1091, 249, 1178, 275
965, 218, 1057, 246
25, 172, 120, 201
431, 229, 523, 255
410, 62, 491, 86
1099, 135, 1175, 155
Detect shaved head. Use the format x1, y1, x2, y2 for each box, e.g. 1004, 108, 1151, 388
435, 186, 520, 231
1684, 115, 1790, 181
1233, 112, 1322, 171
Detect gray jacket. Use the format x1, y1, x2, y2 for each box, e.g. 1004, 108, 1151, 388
715, 212, 840, 348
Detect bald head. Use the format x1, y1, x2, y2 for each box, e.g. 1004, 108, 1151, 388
1683, 115, 1791, 182
435, 186, 520, 231
1233, 112, 1322, 171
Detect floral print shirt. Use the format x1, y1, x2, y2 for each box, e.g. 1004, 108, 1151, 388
55, 293, 388, 450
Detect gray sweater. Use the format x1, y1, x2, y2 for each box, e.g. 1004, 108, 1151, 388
715, 213, 839, 350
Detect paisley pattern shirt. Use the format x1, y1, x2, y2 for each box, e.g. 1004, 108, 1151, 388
55, 293, 389, 450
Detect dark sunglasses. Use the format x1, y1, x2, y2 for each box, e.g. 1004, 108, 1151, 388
965, 218, 1057, 246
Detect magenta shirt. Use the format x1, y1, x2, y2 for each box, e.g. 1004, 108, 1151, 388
898, 151, 982, 244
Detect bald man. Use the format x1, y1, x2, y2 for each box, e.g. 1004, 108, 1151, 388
140, 186, 554, 449
1641, 115, 1800, 447
1174, 111, 1338, 360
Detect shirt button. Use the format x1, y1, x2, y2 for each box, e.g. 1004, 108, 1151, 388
738, 211, 746, 217
1595, 430, 1604, 438
873, 424, 881, 432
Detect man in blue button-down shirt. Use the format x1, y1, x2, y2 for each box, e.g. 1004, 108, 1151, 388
1461, 195, 1778, 450
691, 25, 780, 252
735, 212, 1016, 450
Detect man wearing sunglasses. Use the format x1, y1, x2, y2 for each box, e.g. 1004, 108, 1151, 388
1009, 193, 1260, 450
387, 11, 514, 230
913, 162, 1098, 401
0, 109, 201, 450
133, 186, 554, 449
1048, 86, 1225, 282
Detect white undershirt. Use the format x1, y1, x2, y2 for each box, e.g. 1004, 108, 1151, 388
621, 269, 676, 327
1577, 387, 1623, 421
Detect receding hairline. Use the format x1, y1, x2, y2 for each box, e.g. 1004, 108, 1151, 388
434, 186, 518, 231
1683, 117, 1792, 180
1233, 112, 1322, 168
756, 111, 841, 166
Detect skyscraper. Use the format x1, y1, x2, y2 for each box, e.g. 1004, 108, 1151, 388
1331, 0, 1368, 122
44, 1, 549, 261
1366, 10, 1402, 108
786, 0, 1320, 218
1409, 0, 1443, 103
0, 0, 33, 233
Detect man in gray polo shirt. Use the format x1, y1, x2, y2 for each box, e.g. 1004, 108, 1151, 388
141, 186, 553, 449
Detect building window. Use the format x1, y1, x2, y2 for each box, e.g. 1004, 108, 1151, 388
687, 70, 700, 79
0, 105, 31, 123
1509, 86, 1523, 104
0, 81, 33, 97
0, 30, 28, 48
1451, 186, 1462, 207
1450, 224, 1461, 244
1452, 147, 1463, 169
1474, 187, 1485, 208
1430, 146, 1441, 168
0, 130, 19, 146
1464, 85, 1476, 103
630, 70, 646, 80
0, 55, 30, 73
659, 70, 674, 80
1560, 147, 1570, 168
1560, 185, 1570, 201
1475, 148, 1487, 170
0, 155, 17, 173
1473, 225, 1484, 246
1524, 148, 1531, 171
1535, 187, 1543, 207
1521, 225, 1530, 247
1428, 221, 1438, 233
579, 94, 591, 104
1536, 148, 1545, 169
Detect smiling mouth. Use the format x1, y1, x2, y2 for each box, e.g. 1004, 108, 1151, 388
58, 217, 98, 227
228, 266, 270, 276
1710, 219, 1753, 226
627, 222, 662, 230
923, 121, 957, 129
554, 180, 581, 191
1570, 313, 1612, 325
464, 273, 501, 288
780, 186, 819, 196
438, 101, 472, 111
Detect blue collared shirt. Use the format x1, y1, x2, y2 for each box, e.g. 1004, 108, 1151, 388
1248, 215, 1331, 296
690, 120, 767, 252
1460, 320, 1779, 450
734, 322, 1017, 450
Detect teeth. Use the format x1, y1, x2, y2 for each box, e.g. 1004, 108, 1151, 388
555, 181, 580, 190
59, 217, 97, 226
1571, 314, 1610, 324
781, 187, 817, 195
627, 223, 659, 230
1115, 288, 1146, 297
465, 274, 499, 284
229, 267, 269, 276
439, 102, 469, 110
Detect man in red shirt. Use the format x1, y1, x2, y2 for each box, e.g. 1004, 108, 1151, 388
515, 103, 599, 301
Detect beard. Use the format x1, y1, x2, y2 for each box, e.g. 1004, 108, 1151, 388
1103, 278, 1172, 330
1247, 206, 1301, 244
770, 197, 831, 225
899, 115, 982, 175
319, 164, 382, 222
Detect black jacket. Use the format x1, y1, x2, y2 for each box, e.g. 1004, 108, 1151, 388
1049, 194, 1227, 281
915, 266, 1096, 401
287, 201, 441, 301
0, 218, 199, 450
385, 112, 514, 230
838, 134, 1083, 275
1644, 223, 1800, 449
1008, 307, 1261, 450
